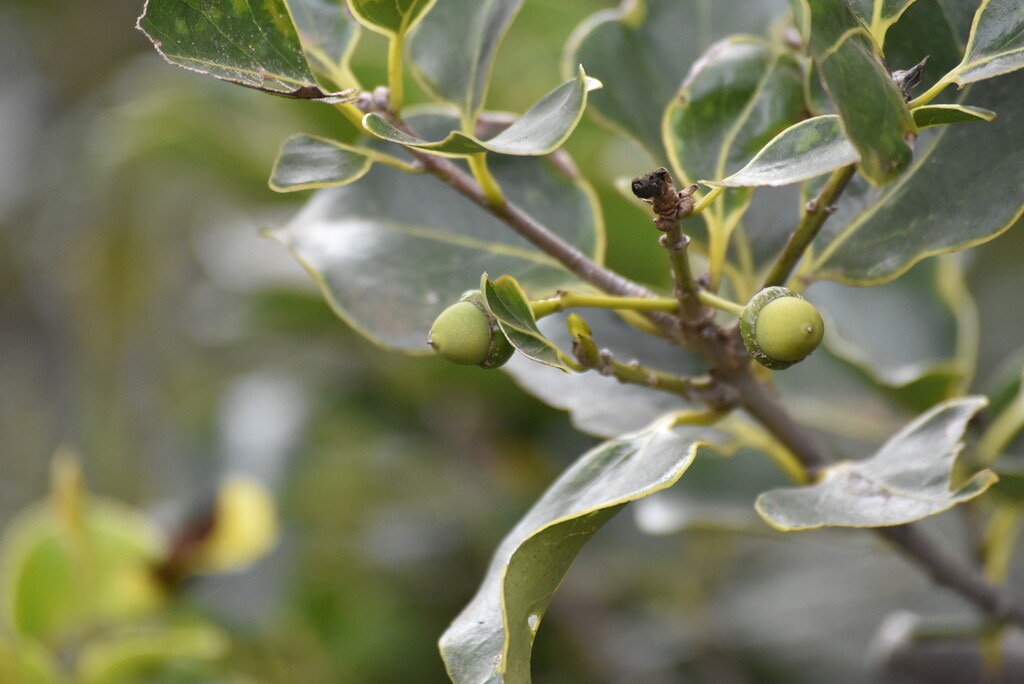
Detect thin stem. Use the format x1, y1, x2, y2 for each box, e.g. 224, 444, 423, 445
363, 149, 422, 175
878, 525, 1024, 626
691, 186, 724, 215
574, 340, 710, 400
975, 386, 1024, 466
762, 164, 856, 289
907, 75, 955, 109
387, 35, 405, 112
531, 292, 679, 319
467, 154, 506, 209
698, 291, 745, 318
663, 226, 700, 303
730, 363, 832, 477
334, 101, 367, 128
413, 151, 654, 301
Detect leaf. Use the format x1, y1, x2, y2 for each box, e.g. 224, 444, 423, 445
503, 309, 706, 437
708, 116, 858, 188
482, 275, 572, 371
136, 0, 349, 100
949, 0, 1024, 85
716, 102, 995, 187
795, 0, 916, 185
362, 68, 602, 156
847, 0, 918, 46
912, 103, 996, 127
409, 0, 526, 124
269, 111, 603, 351
440, 417, 710, 684
756, 397, 996, 530
805, 69, 1024, 284
289, 0, 362, 89
663, 36, 805, 285
668, 37, 806, 184
269, 134, 373, 191
345, 0, 436, 37
565, 0, 790, 158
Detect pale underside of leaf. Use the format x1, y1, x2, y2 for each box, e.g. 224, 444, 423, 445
440, 417, 713, 684
707, 115, 858, 188
269, 134, 373, 191
756, 397, 996, 530
268, 112, 604, 352
362, 69, 601, 157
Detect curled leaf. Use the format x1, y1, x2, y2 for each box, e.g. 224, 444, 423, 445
756, 397, 996, 530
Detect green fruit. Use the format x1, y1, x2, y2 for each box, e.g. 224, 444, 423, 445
428, 300, 515, 369
740, 286, 824, 370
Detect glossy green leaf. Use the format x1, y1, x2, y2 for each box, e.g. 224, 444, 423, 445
847, 0, 918, 46
756, 397, 996, 530
808, 257, 973, 399
949, 0, 1024, 85
77, 623, 228, 684
345, 0, 436, 37
270, 111, 603, 352
503, 309, 706, 437
269, 134, 373, 192
290, 0, 362, 89
482, 275, 572, 371
912, 103, 996, 127
708, 116, 858, 188
805, 70, 1024, 284
440, 416, 709, 684
795, 0, 916, 185
409, 0, 526, 124
663, 36, 805, 285
362, 68, 602, 156
565, 0, 789, 157
667, 37, 806, 185
137, 0, 347, 100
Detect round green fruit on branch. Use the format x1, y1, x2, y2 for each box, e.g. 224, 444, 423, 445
740, 286, 824, 370
428, 299, 515, 369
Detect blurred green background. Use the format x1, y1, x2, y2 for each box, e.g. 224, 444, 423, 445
0, 1, 663, 681
3, 1, 1024, 683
